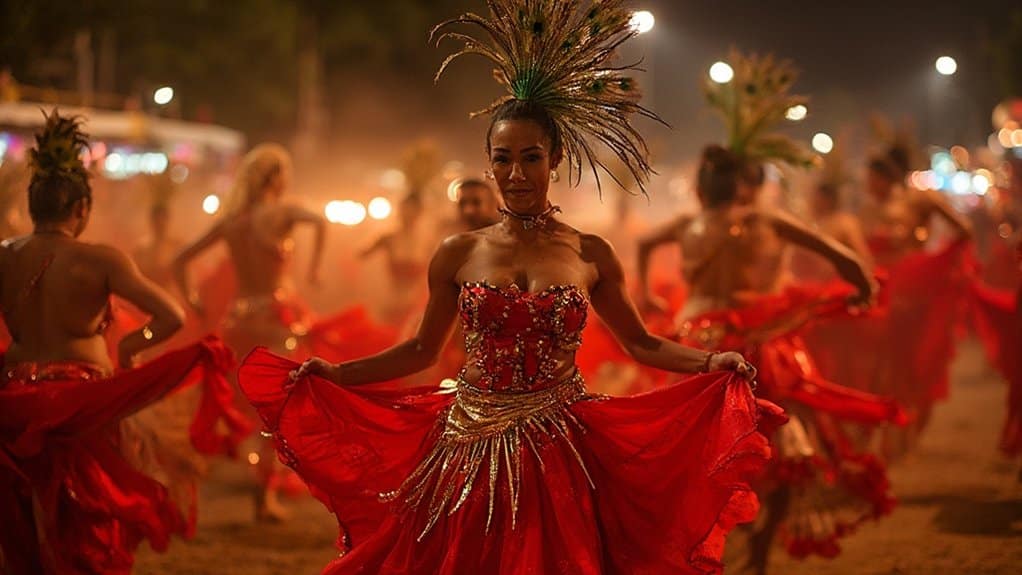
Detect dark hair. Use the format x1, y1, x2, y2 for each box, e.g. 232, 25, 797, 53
867, 155, 899, 182
697, 145, 741, 208
28, 112, 92, 224
486, 100, 563, 157
457, 177, 490, 190
886, 146, 911, 179
739, 161, 765, 188
816, 182, 840, 205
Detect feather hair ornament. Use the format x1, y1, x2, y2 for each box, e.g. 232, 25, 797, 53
29, 110, 91, 187
402, 140, 441, 197
431, 0, 666, 195
704, 49, 816, 169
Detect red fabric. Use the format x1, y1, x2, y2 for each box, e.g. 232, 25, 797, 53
873, 240, 970, 407
240, 348, 784, 575
1003, 282, 1022, 456
968, 278, 1020, 386
0, 337, 245, 575
306, 305, 399, 364
677, 284, 904, 559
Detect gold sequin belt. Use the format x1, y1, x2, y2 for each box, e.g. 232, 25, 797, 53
382, 371, 592, 540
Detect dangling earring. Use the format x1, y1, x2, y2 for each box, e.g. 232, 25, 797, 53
550, 170, 560, 183
484, 170, 495, 181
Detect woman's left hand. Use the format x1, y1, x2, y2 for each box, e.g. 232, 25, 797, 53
708, 351, 757, 382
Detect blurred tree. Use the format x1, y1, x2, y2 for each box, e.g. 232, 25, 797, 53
1, 0, 475, 140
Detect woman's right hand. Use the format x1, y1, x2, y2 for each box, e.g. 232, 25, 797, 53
290, 357, 340, 384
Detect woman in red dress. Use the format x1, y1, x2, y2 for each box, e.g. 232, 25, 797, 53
240, 2, 783, 573
172, 142, 328, 521
0, 112, 242, 574
639, 53, 904, 571
861, 151, 973, 456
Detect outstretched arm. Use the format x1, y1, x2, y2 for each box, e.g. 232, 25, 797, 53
636, 214, 690, 310
587, 234, 753, 377
920, 188, 973, 240
294, 234, 471, 386
768, 210, 875, 302
171, 222, 225, 315
100, 246, 186, 367
286, 204, 327, 284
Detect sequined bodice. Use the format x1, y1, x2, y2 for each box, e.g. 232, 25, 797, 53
458, 282, 588, 391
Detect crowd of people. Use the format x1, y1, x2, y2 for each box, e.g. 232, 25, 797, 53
1, 1, 1020, 574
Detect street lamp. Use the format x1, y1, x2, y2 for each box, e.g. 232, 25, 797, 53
812, 132, 834, 154
153, 86, 174, 105
935, 56, 957, 76
629, 10, 655, 34
708, 61, 734, 84
785, 104, 808, 121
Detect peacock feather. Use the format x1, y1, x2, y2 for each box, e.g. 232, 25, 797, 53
431, 0, 664, 195
704, 49, 816, 169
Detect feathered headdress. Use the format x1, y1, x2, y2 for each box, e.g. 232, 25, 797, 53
704, 49, 816, 169
402, 140, 441, 197
431, 0, 664, 195
29, 110, 91, 187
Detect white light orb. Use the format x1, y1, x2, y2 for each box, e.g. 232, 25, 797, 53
153, 86, 175, 105
935, 56, 957, 76
785, 104, 808, 121
972, 173, 990, 195
708, 61, 734, 84
202, 194, 221, 215
367, 197, 392, 220
811, 132, 834, 154
950, 171, 971, 195
104, 152, 124, 173
629, 10, 655, 34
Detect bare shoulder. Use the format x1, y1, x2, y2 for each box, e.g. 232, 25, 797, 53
432, 230, 482, 272
580, 229, 617, 269
75, 242, 136, 272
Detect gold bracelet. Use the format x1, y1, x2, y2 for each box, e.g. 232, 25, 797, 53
700, 351, 719, 373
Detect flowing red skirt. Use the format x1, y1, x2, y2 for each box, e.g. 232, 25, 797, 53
874, 240, 970, 408
0, 337, 247, 575
240, 348, 786, 575
677, 285, 906, 558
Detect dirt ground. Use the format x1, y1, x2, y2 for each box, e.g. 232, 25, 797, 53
135, 341, 1022, 574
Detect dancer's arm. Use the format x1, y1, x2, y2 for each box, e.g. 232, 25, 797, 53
587, 234, 754, 378
636, 214, 689, 312
768, 210, 876, 303
837, 212, 875, 270
920, 188, 973, 240
294, 235, 470, 385
286, 204, 327, 285
171, 222, 225, 316
98, 246, 186, 367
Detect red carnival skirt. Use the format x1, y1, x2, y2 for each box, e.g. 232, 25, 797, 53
240, 348, 786, 575
0, 337, 247, 575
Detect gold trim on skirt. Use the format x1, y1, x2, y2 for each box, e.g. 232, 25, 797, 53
381, 372, 592, 540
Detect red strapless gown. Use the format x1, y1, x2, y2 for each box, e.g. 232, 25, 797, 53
0, 337, 247, 575
677, 283, 906, 558
240, 283, 785, 575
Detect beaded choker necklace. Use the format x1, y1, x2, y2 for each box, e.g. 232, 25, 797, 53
499, 204, 561, 231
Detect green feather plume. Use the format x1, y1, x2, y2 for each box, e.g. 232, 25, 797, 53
704, 49, 816, 169
431, 0, 665, 195
29, 110, 91, 187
